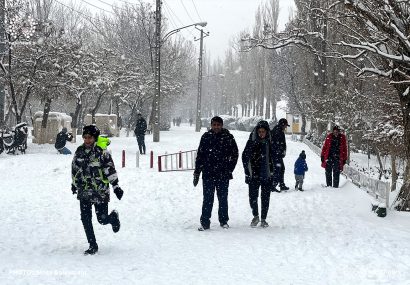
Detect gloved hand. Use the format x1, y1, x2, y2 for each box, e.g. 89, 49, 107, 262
71, 185, 77, 195
343, 160, 347, 165
193, 173, 200, 187
114, 187, 124, 200
245, 175, 251, 184
321, 156, 324, 163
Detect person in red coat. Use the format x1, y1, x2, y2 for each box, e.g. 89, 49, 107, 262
320, 126, 347, 188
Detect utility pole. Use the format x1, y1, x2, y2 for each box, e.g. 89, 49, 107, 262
0, 0, 5, 127
195, 29, 209, 132
152, 0, 162, 142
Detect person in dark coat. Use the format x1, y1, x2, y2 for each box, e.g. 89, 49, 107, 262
193, 116, 239, 231
294, 150, 308, 191
72, 125, 124, 255
134, 113, 147, 154
55, 127, 73, 154
242, 120, 274, 228
271, 118, 290, 192
321, 125, 348, 188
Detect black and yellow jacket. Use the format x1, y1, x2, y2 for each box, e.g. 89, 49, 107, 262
71, 143, 119, 204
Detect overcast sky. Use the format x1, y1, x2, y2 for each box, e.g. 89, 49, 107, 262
162, 0, 295, 60
63, 0, 295, 60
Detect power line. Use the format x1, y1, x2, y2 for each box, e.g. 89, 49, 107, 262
54, 0, 98, 23
163, 1, 184, 27
162, 4, 178, 30
78, 0, 115, 14
179, 0, 196, 24
163, 0, 196, 39
191, 0, 202, 21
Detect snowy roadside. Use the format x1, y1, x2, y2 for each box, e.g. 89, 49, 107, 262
1, 124, 410, 285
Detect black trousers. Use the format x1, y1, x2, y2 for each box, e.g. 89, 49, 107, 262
80, 201, 115, 246
137, 135, 146, 154
273, 158, 285, 186
200, 178, 229, 228
249, 179, 272, 220
325, 158, 340, 187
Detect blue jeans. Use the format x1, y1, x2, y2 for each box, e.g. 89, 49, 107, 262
58, 147, 72, 155
200, 178, 229, 228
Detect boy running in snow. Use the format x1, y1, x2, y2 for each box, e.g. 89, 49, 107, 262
294, 150, 308, 191
71, 125, 124, 255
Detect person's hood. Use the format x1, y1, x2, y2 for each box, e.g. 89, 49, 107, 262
250, 120, 271, 141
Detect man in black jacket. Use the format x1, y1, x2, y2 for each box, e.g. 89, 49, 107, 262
55, 127, 73, 154
193, 116, 239, 231
134, 113, 147, 154
271, 118, 290, 192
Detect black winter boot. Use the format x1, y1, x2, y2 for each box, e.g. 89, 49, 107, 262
280, 184, 289, 191
84, 243, 98, 255
111, 210, 121, 233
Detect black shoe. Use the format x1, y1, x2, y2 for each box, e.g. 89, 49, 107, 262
298, 188, 304, 191
111, 210, 120, 233
271, 187, 281, 193
84, 244, 98, 255
295, 184, 298, 190
198, 226, 210, 231
280, 185, 290, 191
220, 223, 229, 229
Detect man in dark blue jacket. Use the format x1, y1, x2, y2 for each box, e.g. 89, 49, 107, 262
271, 118, 290, 192
193, 116, 239, 231
55, 127, 73, 154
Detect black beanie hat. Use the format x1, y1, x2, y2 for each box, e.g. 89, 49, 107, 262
82, 125, 100, 140
279, 118, 290, 127
211, 116, 223, 125
299, 150, 306, 159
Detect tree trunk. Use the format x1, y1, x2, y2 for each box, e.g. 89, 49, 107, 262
39, 97, 52, 144
91, 91, 106, 124
391, 153, 398, 192
375, 149, 384, 180
395, 84, 410, 210
301, 115, 307, 140
127, 102, 137, 137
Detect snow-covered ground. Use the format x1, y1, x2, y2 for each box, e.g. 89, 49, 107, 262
1, 124, 410, 285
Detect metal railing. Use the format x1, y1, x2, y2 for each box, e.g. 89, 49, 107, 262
158, 150, 197, 172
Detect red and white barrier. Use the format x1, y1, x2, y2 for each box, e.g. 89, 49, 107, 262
158, 150, 197, 172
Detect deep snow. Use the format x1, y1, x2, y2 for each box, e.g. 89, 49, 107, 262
1, 124, 410, 285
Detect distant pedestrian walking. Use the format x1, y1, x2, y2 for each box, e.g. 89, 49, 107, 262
271, 118, 290, 192
294, 150, 308, 191
55, 127, 73, 154
242, 120, 274, 228
320, 126, 347, 188
193, 116, 238, 231
134, 113, 147, 154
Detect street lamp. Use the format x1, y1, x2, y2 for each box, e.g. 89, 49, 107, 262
152, 21, 207, 142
